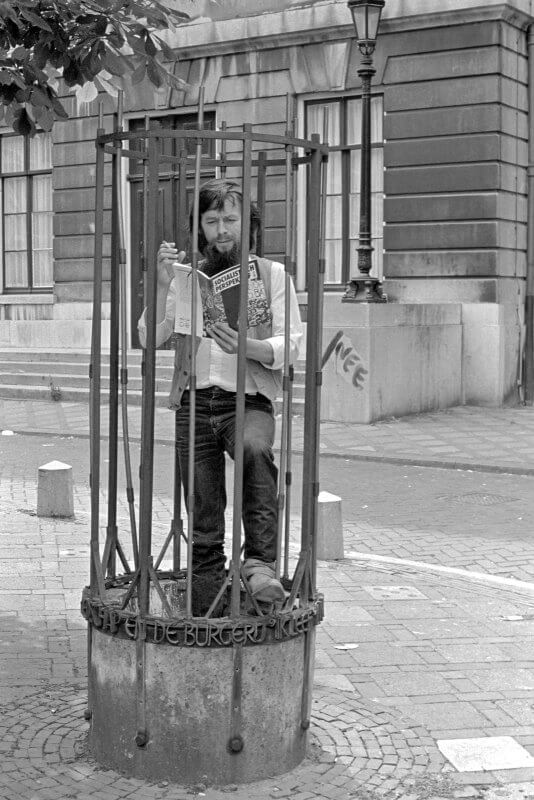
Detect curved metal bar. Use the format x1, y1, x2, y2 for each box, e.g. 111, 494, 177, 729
119, 246, 139, 565
96, 128, 329, 154
102, 143, 318, 176
115, 93, 139, 572
104, 92, 123, 580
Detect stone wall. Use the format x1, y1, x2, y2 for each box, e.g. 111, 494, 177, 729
381, 17, 528, 304
47, 1, 531, 315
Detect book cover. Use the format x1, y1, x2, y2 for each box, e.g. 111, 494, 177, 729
173, 258, 271, 338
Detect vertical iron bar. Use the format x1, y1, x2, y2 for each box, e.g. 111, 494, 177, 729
134, 131, 160, 750
170, 144, 189, 575
138, 133, 160, 619
230, 124, 252, 618
219, 120, 227, 178
186, 87, 205, 616
105, 95, 123, 578
310, 116, 329, 596
255, 150, 267, 258
138, 115, 150, 557
300, 133, 326, 732
283, 118, 299, 581
300, 136, 322, 602
87, 103, 105, 723
276, 96, 294, 579
229, 643, 244, 766
90, 106, 106, 595
301, 625, 316, 730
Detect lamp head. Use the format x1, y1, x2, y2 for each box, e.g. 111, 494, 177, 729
347, 0, 385, 56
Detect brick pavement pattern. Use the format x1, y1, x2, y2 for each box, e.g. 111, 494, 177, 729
1, 400, 534, 798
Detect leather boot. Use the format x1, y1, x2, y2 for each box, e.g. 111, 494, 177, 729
242, 558, 285, 603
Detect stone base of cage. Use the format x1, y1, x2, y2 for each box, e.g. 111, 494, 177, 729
83, 586, 321, 785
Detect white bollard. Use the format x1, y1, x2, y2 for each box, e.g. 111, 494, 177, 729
316, 490, 344, 560
37, 460, 74, 518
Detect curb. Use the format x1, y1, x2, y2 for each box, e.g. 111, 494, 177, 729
5, 426, 534, 477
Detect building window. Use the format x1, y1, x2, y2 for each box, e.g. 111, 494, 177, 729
128, 111, 216, 176
0, 132, 53, 292
306, 95, 383, 286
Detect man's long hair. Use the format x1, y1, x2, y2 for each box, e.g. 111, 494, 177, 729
190, 178, 261, 255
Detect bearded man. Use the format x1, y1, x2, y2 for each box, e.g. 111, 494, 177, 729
138, 179, 303, 615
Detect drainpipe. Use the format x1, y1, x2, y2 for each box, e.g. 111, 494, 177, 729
524, 25, 534, 403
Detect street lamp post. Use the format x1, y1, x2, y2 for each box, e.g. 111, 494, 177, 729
343, 0, 386, 304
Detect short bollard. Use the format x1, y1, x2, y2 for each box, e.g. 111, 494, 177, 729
37, 460, 74, 518
316, 491, 344, 560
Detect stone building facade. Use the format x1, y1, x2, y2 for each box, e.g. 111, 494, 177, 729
0, 0, 532, 420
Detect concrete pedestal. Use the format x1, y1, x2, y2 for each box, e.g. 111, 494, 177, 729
88, 624, 315, 785
461, 303, 522, 406
37, 460, 74, 518
320, 298, 522, 422
321, 299, 462, 423
82, 579, 322, 786
316, 491, 344, 560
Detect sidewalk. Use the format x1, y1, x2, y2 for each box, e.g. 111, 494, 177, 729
1, 400, 534, 799
2, 396, 534, 474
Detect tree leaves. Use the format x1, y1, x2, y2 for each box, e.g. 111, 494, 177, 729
1, 0, 195, 135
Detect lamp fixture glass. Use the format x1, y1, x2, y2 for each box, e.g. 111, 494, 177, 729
348, 0, 385, 48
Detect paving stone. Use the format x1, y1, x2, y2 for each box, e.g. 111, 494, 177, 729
438, 736, 534, 771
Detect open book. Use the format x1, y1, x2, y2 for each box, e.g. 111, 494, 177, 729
173, 258, 271, 338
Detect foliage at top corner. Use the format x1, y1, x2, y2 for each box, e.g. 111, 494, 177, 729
0, 0, 195, 136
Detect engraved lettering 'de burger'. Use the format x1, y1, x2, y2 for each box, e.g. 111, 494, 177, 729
80, 590, 324, 648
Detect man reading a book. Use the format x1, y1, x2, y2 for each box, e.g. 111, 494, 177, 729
138, 179, 303, 616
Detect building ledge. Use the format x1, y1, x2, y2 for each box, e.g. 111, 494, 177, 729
166, 0, 534, 58
0, 294, 54, 305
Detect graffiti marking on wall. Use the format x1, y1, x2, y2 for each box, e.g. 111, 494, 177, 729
322, 330, 368, 391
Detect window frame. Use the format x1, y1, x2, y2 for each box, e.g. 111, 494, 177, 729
304, 92, 384, 288
0, 132, 53, 294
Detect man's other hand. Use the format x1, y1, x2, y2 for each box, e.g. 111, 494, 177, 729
157, 241, 186, 288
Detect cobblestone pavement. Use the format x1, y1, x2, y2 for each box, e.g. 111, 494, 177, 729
1, 401, 534, 798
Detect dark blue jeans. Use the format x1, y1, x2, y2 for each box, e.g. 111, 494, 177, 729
176, 387, 278, 578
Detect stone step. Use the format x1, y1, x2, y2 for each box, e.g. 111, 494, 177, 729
0, 347, 307, 408
0, 348, 173, 365
0, 371, 172, 393
0, 382, 305, 413
0, 359, 174, 376
0, 347, 307, 375
0, 369, 306, 398
0, 383, 170, 407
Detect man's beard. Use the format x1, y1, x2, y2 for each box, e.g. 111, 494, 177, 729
202, 242, 241, 276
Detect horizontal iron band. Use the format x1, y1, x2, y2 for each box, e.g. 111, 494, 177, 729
96, 128, 329, 154
80, 587, 324, 648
